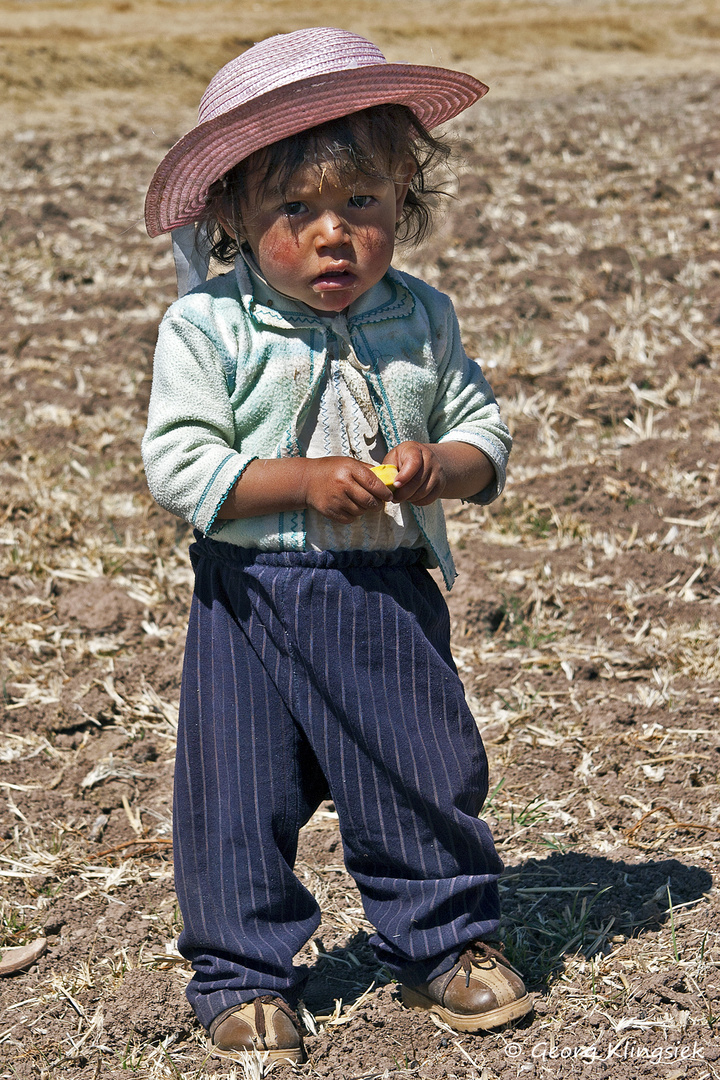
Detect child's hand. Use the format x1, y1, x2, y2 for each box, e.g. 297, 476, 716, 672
383, 442, 447, 506
216, 445, 492, 522
303, 457, 393, 523
383, 441, 495, 505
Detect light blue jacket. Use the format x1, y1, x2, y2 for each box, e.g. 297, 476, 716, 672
142, 258, 512, 588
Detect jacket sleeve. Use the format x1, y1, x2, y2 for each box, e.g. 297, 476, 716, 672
428, 300, 512, 504
141, 310, 255, 532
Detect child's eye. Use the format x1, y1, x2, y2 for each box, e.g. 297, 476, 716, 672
281, 201, 307, 217
348, 195, 375, 209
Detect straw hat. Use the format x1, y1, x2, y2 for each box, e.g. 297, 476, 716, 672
145, 27, 488, 237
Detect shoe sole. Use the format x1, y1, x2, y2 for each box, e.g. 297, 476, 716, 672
401, 985, 533, 1032
208, 1039, 306, 1065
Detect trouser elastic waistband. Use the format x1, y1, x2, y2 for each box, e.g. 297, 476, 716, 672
191, 533, 425, 572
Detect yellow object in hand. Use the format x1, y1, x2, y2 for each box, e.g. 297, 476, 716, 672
370, 464, 399, 486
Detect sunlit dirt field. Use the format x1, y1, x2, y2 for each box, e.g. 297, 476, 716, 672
1, 3, 719, 1078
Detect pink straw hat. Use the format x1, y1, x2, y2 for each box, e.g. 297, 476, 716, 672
145, 27, 488, 237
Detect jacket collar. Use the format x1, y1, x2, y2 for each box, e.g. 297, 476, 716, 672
233, 251, 415, 331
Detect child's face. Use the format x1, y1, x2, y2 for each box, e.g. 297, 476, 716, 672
236, 164, 409, 314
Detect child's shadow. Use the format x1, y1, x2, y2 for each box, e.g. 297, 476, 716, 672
499, 850, 713, 991
301, 852, 713, 1013
301, 932, 387, 1016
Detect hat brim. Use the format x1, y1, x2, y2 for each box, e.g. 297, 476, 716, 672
145, 64, 488, 237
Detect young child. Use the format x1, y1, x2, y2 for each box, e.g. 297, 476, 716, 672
142, 26, 530, 1065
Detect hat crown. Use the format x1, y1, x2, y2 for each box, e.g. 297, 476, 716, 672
198, 28, 387, 124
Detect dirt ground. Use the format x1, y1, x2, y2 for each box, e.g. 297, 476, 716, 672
0, 2, 719, 1078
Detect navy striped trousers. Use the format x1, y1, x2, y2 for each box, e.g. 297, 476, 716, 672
174, 538, 502, 1030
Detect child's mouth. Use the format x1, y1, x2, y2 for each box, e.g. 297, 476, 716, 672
311, 270, 356, 292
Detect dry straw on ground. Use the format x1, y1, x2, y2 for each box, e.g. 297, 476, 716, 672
0, 2, 719, 1078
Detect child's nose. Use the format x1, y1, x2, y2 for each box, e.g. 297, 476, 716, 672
315, 211, 351, 249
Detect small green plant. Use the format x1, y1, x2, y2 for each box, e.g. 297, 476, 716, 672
118, 1036, 146, 1071
483, 777, 506, 816
509, 795, 549, 829
483, 788, 558, 840
529, 511, 552, 536
108, 520, 123, 545
538, 832, 572, 854
158, 1042, 184, 1080
493, 592, 559, 648
514, 621, 558, 648
502, 887, 613, 987
0, 901, 38, 950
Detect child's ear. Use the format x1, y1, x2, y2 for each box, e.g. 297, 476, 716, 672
394, 162, 415, 221
394, 181, 410, 221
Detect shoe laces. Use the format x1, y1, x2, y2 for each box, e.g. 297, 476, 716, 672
458, 941, 516, 987
253, 995, 301, 1041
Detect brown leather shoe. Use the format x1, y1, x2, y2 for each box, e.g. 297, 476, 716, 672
401, 942, 532, 1032
209, 995, 306, 1064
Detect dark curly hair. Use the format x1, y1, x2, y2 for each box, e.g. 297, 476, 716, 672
198, 103, 452, 264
